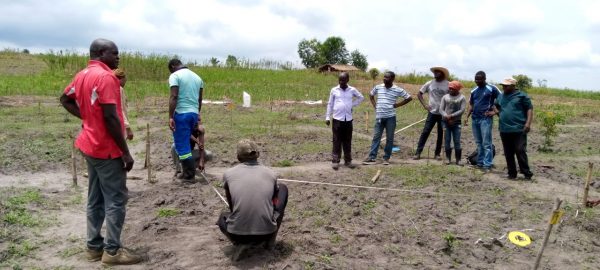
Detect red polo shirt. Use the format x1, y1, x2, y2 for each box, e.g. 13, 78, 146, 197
64, 60, 125, 159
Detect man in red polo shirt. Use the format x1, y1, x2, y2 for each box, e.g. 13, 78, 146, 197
59, 38, 141, 266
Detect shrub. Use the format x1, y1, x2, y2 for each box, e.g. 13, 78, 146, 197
538, 111, 565, 152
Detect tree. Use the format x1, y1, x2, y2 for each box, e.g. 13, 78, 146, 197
320, 36, 349, 65
209, 57, 220, 67
297, 38, 323, 68
350, 50, 368, 71
537, 79, 547, 88
297, 36, 368, 69
368, 68, 380, 80
225, 55, 238, 68
513, 74, 532, 91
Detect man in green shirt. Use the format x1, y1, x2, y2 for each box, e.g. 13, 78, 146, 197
493, 77, 533, 180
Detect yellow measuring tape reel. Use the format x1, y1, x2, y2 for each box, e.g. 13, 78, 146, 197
508, 231, 532, 247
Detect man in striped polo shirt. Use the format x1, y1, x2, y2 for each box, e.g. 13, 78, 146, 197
363, 71, 413, 165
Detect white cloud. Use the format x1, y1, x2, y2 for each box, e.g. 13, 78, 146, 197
0, 0, 599, 90
435, 0, 544, 38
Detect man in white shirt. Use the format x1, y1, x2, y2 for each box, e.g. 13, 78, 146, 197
325, 72, 364, 170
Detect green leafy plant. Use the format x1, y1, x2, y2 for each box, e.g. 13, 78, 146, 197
538, 111, 565, 152
443, 232, 456, 248
157, 208, 180, 218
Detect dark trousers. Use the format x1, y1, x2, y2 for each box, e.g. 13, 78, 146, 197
217, 184, 288, 245
500, 132, 532, 177
85, 155, 128, 252
331, 119, 353, 163
416, 112, 443, 156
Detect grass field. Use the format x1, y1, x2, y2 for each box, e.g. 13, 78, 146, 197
2, 50, 598, 102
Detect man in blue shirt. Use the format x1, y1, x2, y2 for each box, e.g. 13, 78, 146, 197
465, 71, 500, 171
168, 58, 204, 181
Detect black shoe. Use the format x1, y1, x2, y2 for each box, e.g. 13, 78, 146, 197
332, 163, 340, 170
344, 162, 356, 169
445, 150, 452, 165
455, 149, 462, 165
362, 158, 376, 165
524, 173, 533, 180
507, 175, 517, 180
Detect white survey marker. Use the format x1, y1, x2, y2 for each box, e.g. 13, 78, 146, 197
243, 91, 251, 107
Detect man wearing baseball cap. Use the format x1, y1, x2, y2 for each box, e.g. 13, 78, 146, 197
414, 67, 449, 160
492, 77, 534, 180
217, 139, 288, 256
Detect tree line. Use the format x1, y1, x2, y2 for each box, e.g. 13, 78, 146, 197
297, 36, 368, 71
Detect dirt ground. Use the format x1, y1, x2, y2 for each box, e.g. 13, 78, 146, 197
1, 95, 600, 270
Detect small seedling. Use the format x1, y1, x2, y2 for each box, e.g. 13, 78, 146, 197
157, 208, 180, 218
443, 232, 456, 249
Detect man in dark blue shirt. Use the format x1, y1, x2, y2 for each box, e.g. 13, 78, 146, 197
465, 71, 500, 171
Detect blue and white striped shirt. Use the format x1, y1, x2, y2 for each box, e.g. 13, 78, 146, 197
370, 84, 411, 119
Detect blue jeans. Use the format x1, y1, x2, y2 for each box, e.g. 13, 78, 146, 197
368, 116, 396, 160
173, 112, 199, 160
443, 121, 462, 151
471, 117, 493, 168
85, 155, 128, 252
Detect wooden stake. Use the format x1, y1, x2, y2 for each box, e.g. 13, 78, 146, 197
365, 111, 369, 133
533, 198, 563, 270
371, 169, 382, 183
71, 143, 77, 186
146, 123, 154, 183
441, 128, 446, 165
583, 162, 593, 207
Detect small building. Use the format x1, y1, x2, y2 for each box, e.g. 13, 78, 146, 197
318, 64, 361, 73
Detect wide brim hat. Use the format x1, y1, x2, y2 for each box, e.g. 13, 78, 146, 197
430, 66, 450, 79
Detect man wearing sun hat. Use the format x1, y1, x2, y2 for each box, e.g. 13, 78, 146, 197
413, 66, 449, 160
492, 77, 534, 180
217, 139, 289, 251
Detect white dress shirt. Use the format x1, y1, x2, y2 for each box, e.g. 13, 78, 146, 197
325, 85, 364, 121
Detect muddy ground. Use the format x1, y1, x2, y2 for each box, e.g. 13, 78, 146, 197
1, 95, 599, 270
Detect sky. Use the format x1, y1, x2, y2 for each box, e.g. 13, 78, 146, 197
1, 0, 599, 91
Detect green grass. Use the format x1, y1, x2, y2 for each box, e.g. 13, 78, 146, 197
157, 207, 180, 218
58, 246, 83, 258
1, 189, 45, 227
273, 159, 294, 167
3, 209, 42, 227
4, 50, 597, 103
7, 239, 38, 257
6, 190, 43, 207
